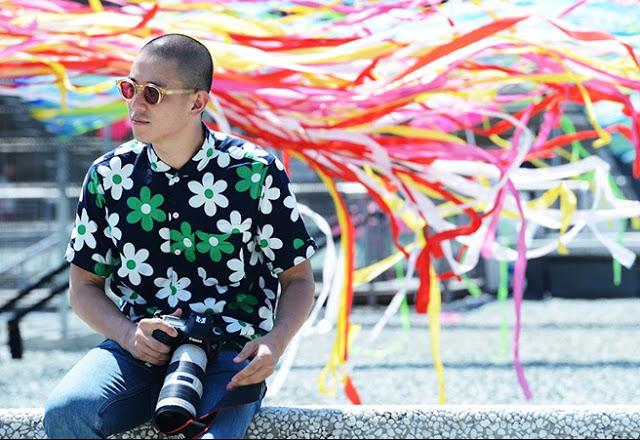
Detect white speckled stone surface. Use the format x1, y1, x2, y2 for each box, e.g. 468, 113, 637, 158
1, 406, 639, 439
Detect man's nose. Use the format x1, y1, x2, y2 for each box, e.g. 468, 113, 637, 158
129, 90, 148, 112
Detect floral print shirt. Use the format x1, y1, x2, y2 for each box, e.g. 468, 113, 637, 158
65, 125, 316, 346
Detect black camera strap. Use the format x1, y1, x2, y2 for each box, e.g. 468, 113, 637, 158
160, 381, 267, 439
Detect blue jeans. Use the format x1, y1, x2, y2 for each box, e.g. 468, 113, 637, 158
44, 339, 262, 439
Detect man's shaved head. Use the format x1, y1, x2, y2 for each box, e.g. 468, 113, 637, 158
141, 33, 213, 92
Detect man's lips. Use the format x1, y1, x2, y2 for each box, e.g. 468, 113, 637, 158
131, 118, 150, 125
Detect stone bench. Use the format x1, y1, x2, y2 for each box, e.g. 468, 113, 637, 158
2, 405, 639, 439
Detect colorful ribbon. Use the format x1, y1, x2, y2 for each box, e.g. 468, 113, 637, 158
1, 0, 639, 404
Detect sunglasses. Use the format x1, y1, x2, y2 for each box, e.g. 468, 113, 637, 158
116, 78, 195, 105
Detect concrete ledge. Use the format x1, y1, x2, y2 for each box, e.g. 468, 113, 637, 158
2, 406, 640, 439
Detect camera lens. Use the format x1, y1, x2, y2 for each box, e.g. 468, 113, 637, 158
154, 344, 208, 433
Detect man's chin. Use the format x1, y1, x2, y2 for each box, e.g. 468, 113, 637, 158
131, 128, 153, 144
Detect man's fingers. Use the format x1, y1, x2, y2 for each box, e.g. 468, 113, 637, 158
227, 355, 274, 389
138, 344, 170, 365
234, 358, 261, 381
143, 333, 172, 354
155, 320, 179, 337
227, 367, 268, 389
234, 340, 257, 363
140, 317, 179, 338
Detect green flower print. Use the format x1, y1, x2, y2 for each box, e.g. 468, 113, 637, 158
126, 186, 166, 232
195, 231, 235, 262
235, 163, 267, 199
87, 169, 105, 209
170, 222, 197, 262
227, 293, 259, 313
92, 251, 119, 278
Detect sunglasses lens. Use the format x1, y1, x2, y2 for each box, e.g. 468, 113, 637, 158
119, 80, 135, 99
143, 85, 161, 105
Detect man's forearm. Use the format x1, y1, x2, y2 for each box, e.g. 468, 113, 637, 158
69, 282, 135, 348
269, 277, 315, 352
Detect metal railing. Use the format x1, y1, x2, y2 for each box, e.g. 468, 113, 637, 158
0, 260, 69, 359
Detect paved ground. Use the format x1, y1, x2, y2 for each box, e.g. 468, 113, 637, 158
0, 296, 639, 408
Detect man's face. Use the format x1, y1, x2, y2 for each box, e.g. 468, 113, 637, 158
126, 51, 194, 145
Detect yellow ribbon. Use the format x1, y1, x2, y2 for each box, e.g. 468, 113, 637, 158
527, 183, 578, 254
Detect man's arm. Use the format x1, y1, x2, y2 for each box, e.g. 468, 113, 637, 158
227, 259, 315, 390
69, 263, 179, 365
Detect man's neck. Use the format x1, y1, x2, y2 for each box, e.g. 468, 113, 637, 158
152, 122, 205, 171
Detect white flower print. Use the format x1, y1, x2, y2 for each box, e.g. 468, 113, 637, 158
91, 152, 109, 167
213, 131, 227, 142
258, 299, 274, 331
267, 262, 284, 274
154, 268, 192, 308
64, 243, 75, 261
190, 297, 226, 315
259, 175, 281, 215
294, 244, 316, 266
222, 316, 255, 338
72, 209, 98, 251
118, 283, 147, 305
188, 172, 229, 217
117, 242, 153, 286
124, 306, 142, 322
227, 142, 269, 164
273, 157, 285, 171
159, 227, 171, 253
283, 184, 300, 222
91, 248, 114, 266
166, 173, 181, 186
98, 156, 134, 200
214, 151, 231, 168
256, 224, 283, 261
193, 143, 215, 171
217, 210, 252, 243
246, 240, 264, 266
227, 248, 245, 284
114, 140, 144, 156
104, 212, 122, 243
258, 276, 277, 300
193, 142, 230, 170
146, 146, 171, 172
197, 267, 218, 286
227, 145, 245, 161
197, 267, 228, 294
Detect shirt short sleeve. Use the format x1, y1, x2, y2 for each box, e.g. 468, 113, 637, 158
255, 157, 316, 274
65, 163, 119, 278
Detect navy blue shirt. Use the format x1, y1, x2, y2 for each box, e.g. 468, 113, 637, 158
66, 126, 316, 346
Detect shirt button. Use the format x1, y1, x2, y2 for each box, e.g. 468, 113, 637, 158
174, 249, 181, 255
172, 212, 179, 219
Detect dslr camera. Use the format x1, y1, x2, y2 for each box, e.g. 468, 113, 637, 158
151, 312, 228, 434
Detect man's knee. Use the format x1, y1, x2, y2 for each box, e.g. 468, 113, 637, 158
44, 393, 102, 439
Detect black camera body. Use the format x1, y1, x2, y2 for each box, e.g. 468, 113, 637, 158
152, 312, 225, 359
151, 312, 228, 434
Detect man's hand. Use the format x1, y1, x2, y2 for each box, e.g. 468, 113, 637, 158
123, 309, 182, 366
227, 333, 284, 390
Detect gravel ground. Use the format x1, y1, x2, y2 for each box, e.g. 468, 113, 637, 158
1, 297, 639, 408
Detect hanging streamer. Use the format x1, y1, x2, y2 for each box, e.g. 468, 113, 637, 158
1, 0, 639, 404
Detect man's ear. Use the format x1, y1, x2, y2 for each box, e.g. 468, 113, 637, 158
191, 90, 209, 115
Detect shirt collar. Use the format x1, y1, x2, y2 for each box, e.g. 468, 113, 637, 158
145, 124, 217, 177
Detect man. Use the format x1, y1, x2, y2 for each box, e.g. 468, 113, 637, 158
44, 33, 316, 439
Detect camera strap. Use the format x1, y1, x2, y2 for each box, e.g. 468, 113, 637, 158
161, 381, 267, 439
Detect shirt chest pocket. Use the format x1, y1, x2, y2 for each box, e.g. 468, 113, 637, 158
192, 228, 247, 288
